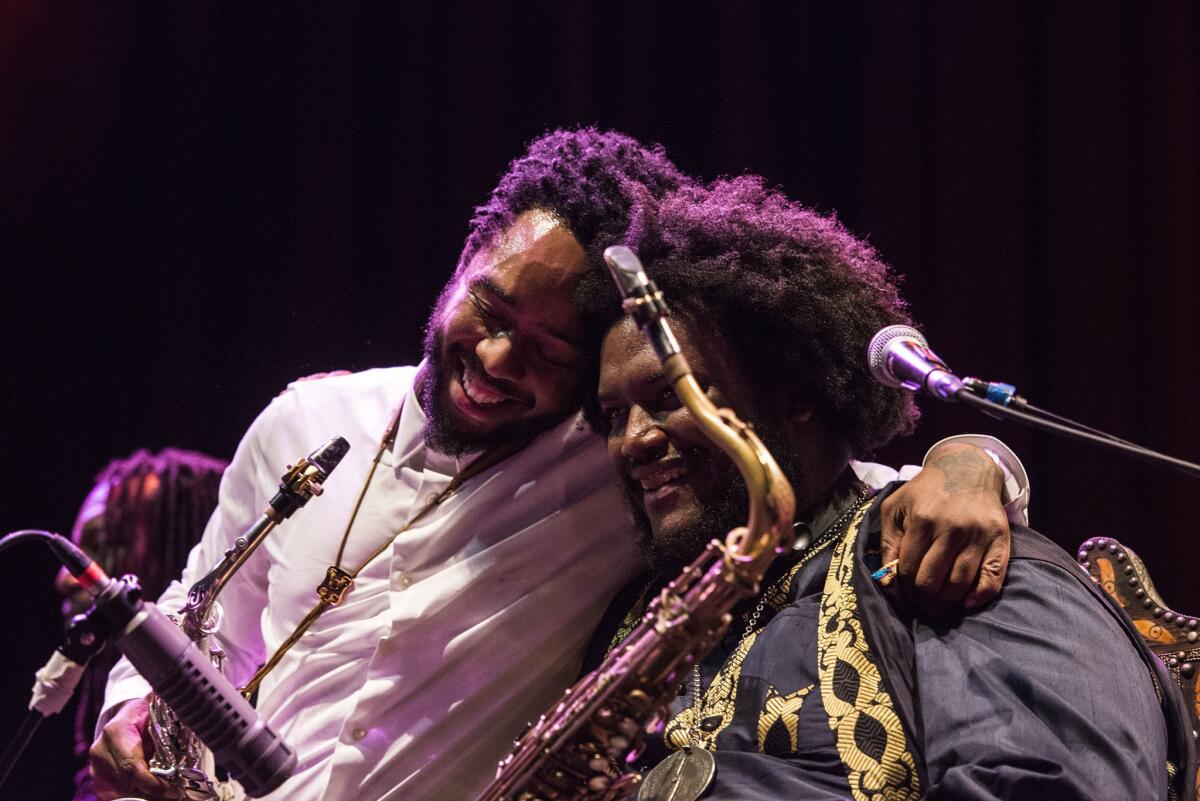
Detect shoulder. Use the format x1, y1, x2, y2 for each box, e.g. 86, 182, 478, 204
968, 526, 1118, 632
240, 366, 415, 468
276, 365, 415, 410
261, 366, 413, 433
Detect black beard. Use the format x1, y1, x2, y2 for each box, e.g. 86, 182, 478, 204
619, 423, 800, 581
618, 452, 746, 581
419, 328, 572, 456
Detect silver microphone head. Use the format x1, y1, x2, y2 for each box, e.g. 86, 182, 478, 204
867, 325, 929, 388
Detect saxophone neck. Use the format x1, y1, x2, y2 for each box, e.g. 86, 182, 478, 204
665, 358, 796, 580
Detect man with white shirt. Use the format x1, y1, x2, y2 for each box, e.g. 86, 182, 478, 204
89, 128, 1025, 801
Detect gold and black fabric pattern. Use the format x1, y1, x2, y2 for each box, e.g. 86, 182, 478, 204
818, 503, 920, 801
664, 631, 760, 751
662, 521, 845, 752
757, 682, 814, 754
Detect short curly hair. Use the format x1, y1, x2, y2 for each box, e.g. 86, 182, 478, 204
459, 126, 688, 273
583, 175, 919, 457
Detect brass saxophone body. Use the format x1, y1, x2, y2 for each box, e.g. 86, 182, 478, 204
474, 247, 796, 801
144, 436, 349, 801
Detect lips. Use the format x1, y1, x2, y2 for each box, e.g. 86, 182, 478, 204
632, 459, 691, 500
449, 356, 527, 421
460, 359, 514, 406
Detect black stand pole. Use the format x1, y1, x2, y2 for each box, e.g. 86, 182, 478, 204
0, 709, 46, 790
0, 608, 109, 795
956, 390, 1200, 480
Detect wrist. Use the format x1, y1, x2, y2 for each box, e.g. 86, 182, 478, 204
923, 441, 1004, 496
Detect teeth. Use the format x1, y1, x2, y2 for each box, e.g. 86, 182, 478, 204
640, 465, 687, 491
461, 361, 508, 406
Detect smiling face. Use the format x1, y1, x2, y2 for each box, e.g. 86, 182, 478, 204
421, 209, 590, 454
596, 315, 795, 574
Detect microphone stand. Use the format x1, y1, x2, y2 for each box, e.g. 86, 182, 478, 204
953, 383, 1200, 481
0, 608, 109, 792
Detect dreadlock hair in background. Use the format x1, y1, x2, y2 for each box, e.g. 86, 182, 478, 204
67, 447, 227, 801
580, 175, 919, 458
92, 447, 228, 600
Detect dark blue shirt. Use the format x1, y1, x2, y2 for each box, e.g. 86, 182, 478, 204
641, 529, 1168, 800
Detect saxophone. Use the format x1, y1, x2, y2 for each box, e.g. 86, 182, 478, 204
474, 246, 796, 801
144, 436, 350, 801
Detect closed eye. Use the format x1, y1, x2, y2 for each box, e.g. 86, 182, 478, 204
598, 405, 628, 434
536, 341, 580, 370
469, 291, 504, 323
469, 291, 512, 337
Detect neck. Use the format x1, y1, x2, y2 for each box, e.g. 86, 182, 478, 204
785, 420, 854, 519
794, 466, 866, 542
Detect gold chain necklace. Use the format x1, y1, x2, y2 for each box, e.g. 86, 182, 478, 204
240, 404, 529, 698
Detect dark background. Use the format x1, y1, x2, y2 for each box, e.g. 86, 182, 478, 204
2, 3, 1197, 798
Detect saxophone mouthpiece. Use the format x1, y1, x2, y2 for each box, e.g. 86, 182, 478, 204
308, 436, 351, 480
603, 245, 651, 299
603, 246, 677, 361
270, 436, 352, 520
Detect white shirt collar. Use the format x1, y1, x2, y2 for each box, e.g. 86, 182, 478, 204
391, 360, 477, 475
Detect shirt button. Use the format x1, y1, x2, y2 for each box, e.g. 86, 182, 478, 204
351, 727, 367, 741
400, 574, 413, 589
425, 492, 439, 506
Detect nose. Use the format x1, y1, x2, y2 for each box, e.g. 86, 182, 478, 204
620, 405, 668, 461
476, 333, 525, 382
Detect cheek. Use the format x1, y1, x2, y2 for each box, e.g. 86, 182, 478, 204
527, 371, 579, 412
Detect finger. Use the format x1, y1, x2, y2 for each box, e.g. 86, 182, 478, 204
879, 493, 904, 566
965, 526, 1011, 609
98, 766, 176, 801
933, 541, 986, 611
119, 758, 176, 799
911, 532, 965, 606
91, 717, 175, 800
895, 511, 934, 598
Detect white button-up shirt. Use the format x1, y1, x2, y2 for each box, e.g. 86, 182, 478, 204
105, 365, 643, 801
103, 366, 1029, 801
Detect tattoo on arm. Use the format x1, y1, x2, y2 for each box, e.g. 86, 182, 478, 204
927, 447, 1003, 495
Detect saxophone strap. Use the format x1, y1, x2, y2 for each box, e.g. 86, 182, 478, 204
240, 403, 530, 698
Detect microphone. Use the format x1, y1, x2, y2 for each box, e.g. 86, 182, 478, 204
106, 590, 296, 796
867, 325, 964, 401
58, 548, 297, 797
